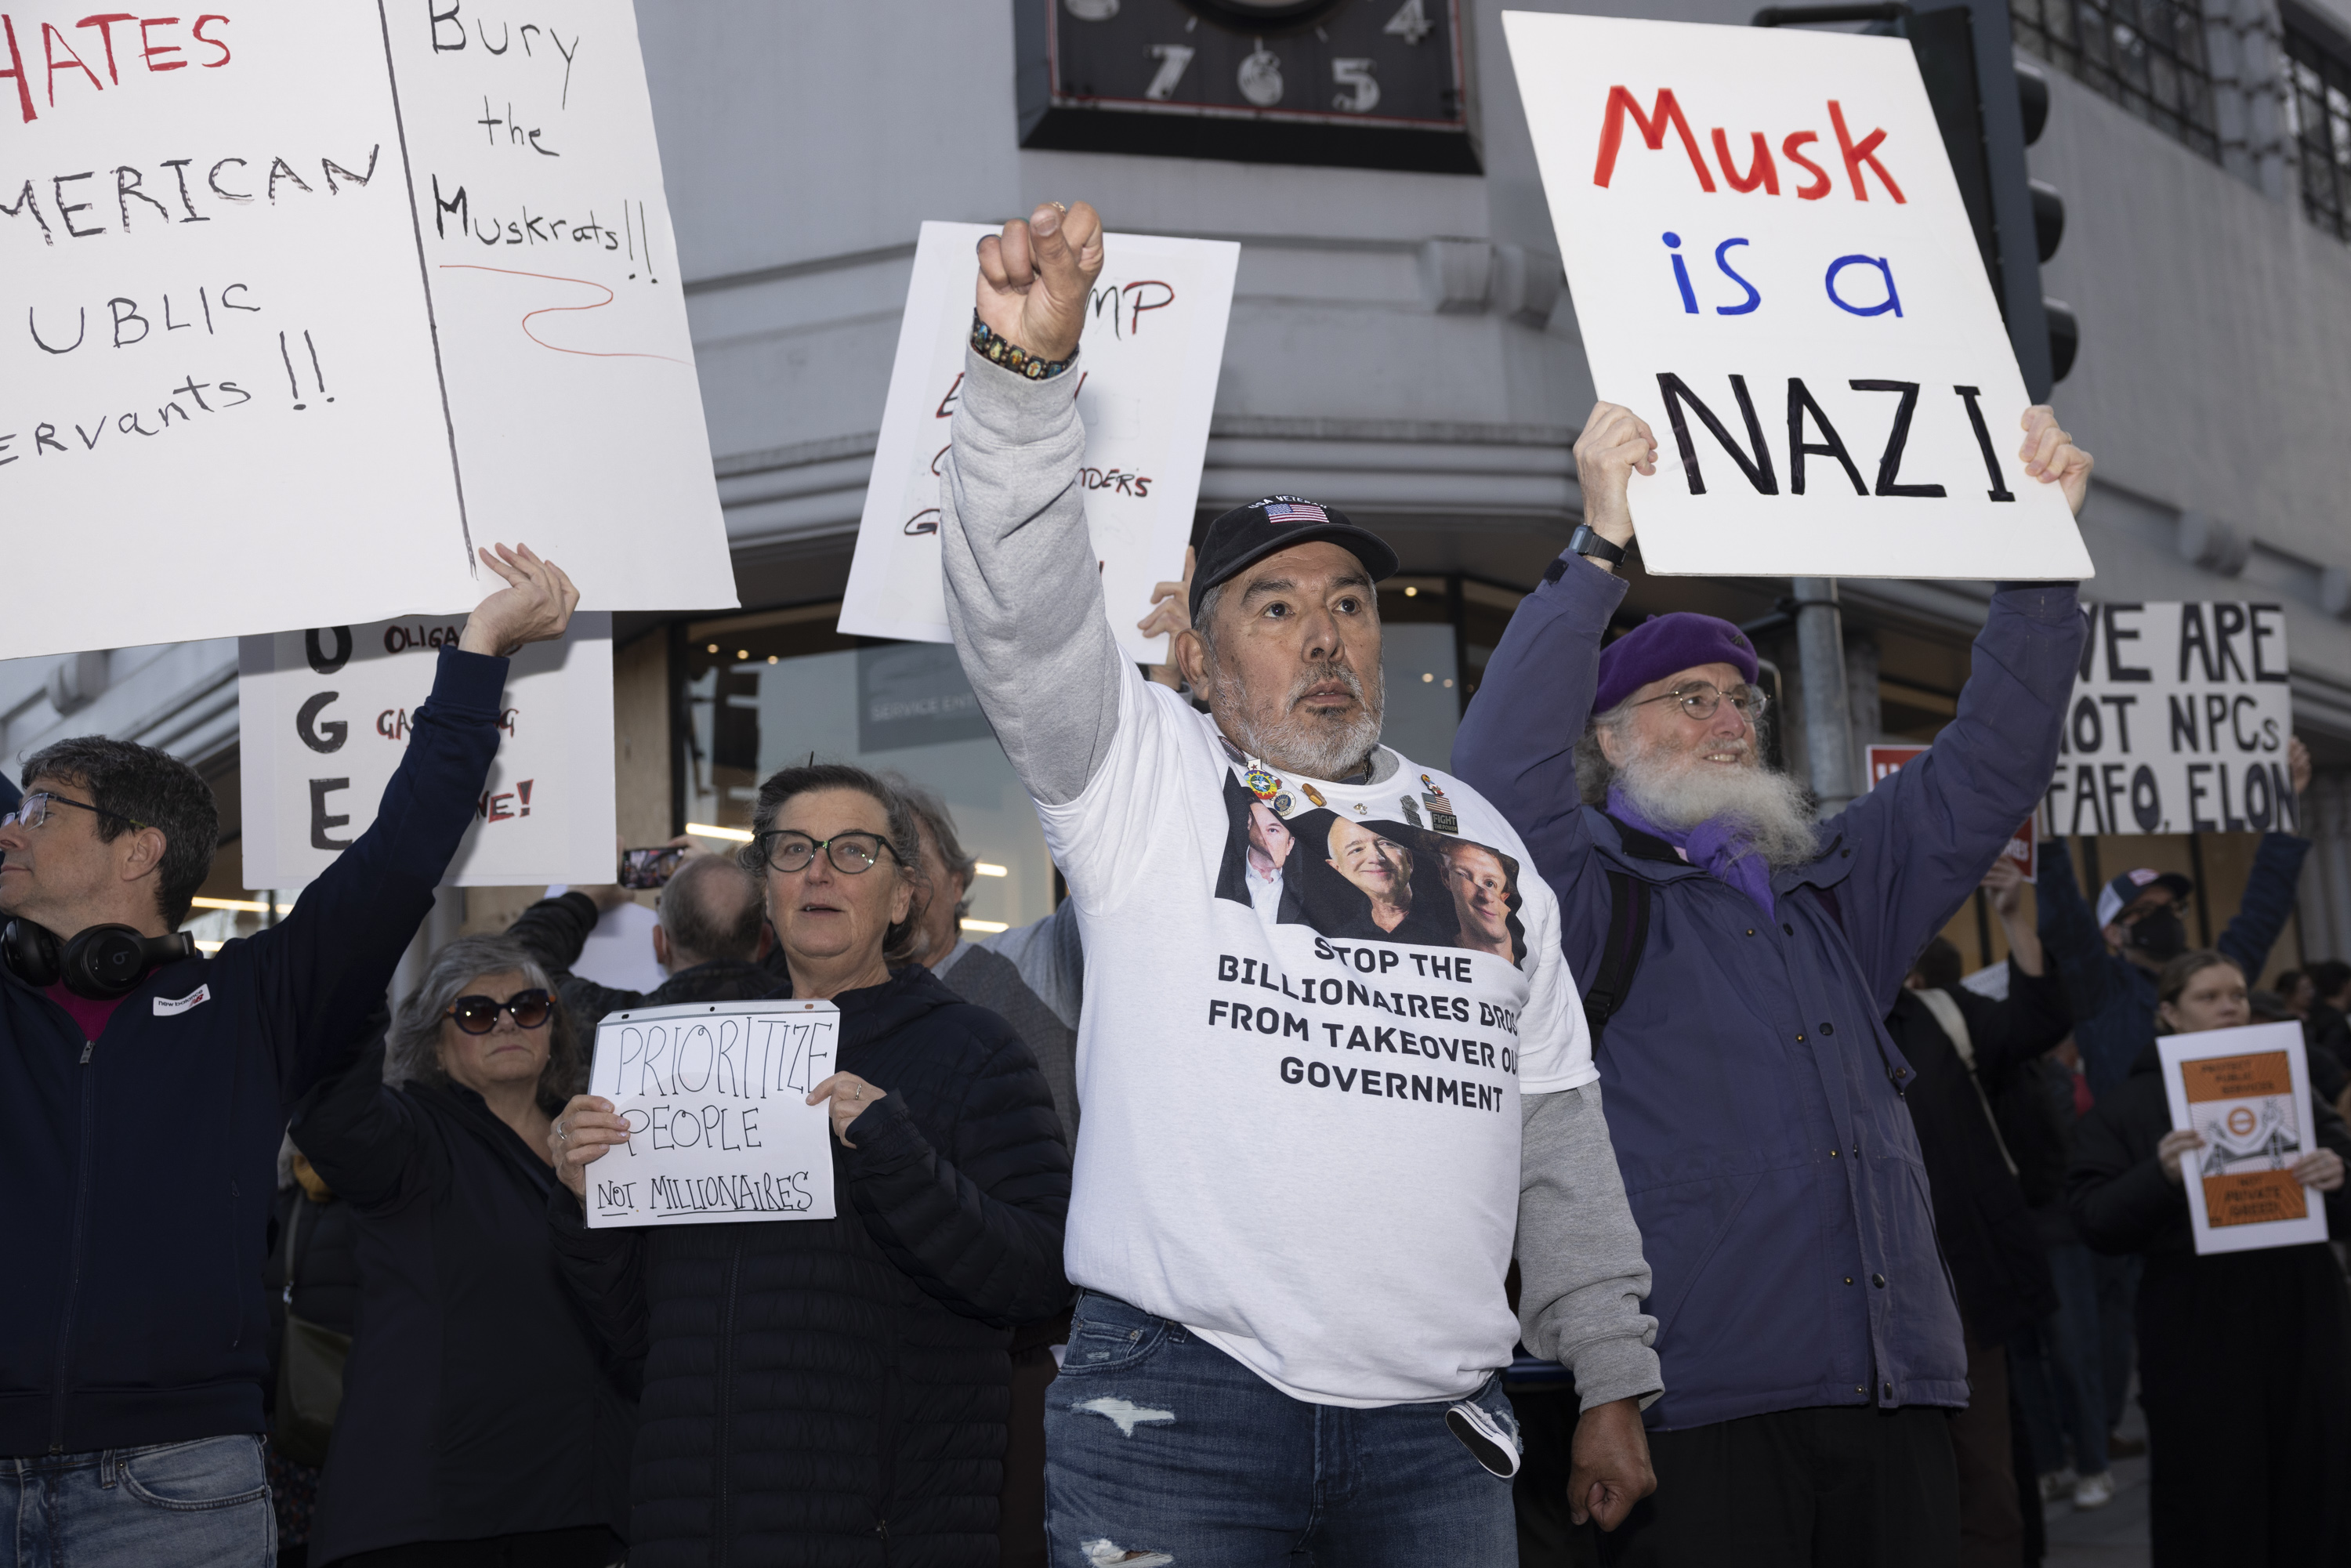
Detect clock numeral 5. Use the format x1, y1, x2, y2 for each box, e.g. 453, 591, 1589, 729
1332, 57, 1380, 114
1145, 43, 1196, 101
1385, 0, 1434, 45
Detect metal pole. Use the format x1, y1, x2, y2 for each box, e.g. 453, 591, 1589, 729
1793, 577, 1857, 817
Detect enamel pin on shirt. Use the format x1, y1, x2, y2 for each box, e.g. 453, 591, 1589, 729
1420, 773, 1461, 834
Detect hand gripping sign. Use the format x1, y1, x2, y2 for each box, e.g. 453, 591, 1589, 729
0, 0, 734, 660
585, 999, 842, 1229
237, 611, 616, 889
1502, 12, 2093, 581
839, 222, 1238, 664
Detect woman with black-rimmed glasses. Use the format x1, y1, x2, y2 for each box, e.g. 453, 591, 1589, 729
288, 934, 631, 1568
545, 762, 1070, 1568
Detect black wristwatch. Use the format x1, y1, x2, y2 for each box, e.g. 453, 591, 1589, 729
1567, 524, 1628, 566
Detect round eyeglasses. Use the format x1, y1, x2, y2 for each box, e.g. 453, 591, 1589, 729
445, 989, 553, 1034
752, 831, 897, 875
1629, 682, 1768, 723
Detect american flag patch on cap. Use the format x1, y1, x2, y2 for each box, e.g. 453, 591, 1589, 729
1261, 500, 1329, 525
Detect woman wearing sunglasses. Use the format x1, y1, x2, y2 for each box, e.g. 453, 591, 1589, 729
547, 762, 1071, 1568
288, 935, 631, 1568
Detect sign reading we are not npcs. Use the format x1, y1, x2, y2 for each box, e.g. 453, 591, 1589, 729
1, 0, 734, 660
1503, 12, 2093, 581
2049, 602, 2296, 838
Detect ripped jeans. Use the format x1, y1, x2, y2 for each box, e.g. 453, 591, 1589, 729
1044, 1291, 1516, 1567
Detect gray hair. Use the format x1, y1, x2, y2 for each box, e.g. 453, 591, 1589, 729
657, 853, 765, 965
385, 934, 582, 1116
883, 773, 977, 923
737, 762, 924, 958
1575, 694, 1777, 806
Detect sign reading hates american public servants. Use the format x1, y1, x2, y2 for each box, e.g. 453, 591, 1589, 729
838, 222, 1237, 664
2047, 601, 2298, 838
236, 610, 617, 889
0, 1, 735, 661
1502, 12, 2094, 581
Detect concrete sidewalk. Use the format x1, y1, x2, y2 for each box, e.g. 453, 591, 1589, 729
2042, 1389, 2150, 1567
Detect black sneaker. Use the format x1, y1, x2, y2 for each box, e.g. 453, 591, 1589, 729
1446, 1400, 1521, 1479
2107, 1432, 2147, 1458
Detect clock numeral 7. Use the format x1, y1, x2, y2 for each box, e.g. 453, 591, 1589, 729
1332, 57, 1380, 114
1146, 42, 1196, 101
1385, 0, 1434, 45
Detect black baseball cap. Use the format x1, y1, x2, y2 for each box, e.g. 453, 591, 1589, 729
1189, 496, 1400, 623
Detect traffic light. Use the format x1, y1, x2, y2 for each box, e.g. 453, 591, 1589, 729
1753, 0, 2076, 397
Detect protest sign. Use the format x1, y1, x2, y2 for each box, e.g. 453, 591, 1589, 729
2, 0, 734, 661
2046, 601, 2296, 837
583, 998, 841, 1229
1867, 743, 2034, 875
1502, 12, 2093, 581
2157, 1021, 2327, 1255
837, 222, 1238, 664
237, 611, 615, 889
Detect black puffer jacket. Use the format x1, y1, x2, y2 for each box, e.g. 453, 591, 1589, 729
549, 966, 1071, 1567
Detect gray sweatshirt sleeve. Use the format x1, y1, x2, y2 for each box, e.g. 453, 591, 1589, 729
1518, 1083, 1661, 1411
980, 896, 1085, 1031
938, 348, 1125, 806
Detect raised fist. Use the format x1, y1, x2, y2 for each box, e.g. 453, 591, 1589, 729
975, 201, 1106, 366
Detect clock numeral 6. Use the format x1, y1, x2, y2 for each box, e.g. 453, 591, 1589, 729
1332, 57, 1380, 114
1145, 42, 1195, 101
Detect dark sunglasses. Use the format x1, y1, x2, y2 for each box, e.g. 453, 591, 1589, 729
445, 988, 553, 1034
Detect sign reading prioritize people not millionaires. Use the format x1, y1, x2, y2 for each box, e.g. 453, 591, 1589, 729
584, 1000, 842, 1229
1502, 11, 2094, 580
0, 1, 735, 660
2047, 601, 2298, 837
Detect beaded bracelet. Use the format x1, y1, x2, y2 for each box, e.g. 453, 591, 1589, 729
971, 312, 1078, 381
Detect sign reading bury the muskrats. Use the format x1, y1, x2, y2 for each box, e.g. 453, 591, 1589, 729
585, 1000, 842, 1229
0, 1, 734, 661
1502, 12, 2094, 580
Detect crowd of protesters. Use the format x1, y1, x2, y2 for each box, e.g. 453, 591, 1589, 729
6, 198, 2351, 1568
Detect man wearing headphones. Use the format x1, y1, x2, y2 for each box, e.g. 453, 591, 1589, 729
0, 544, 577, 1568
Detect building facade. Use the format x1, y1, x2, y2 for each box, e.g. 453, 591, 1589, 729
7, 0, 2351, 974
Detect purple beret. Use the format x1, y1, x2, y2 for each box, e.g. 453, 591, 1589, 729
1594, 613, 1759, 715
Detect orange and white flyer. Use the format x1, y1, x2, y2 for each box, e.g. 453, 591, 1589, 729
2157, 1021, 2329, 1255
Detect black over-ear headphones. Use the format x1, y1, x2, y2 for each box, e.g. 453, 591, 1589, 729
2, 919, 197, 999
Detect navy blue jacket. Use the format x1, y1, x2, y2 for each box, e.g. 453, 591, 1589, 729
1454, 553, 2083, 1431
2037, 831, 2309, 1099
1, 647, 507, 1455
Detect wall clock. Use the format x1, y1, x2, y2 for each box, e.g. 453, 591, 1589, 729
1016, 0, 1479, 173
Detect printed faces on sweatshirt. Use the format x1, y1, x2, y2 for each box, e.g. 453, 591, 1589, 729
1037, 666, 1594, 1408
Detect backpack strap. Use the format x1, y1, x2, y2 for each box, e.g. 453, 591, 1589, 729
1582, 869, 1654, 1045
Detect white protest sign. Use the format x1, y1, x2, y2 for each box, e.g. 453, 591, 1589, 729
2046, 602, 2296, 837
584, 998, 842, 1229
838, 222, 1238, 663
2158, 1022, 2328, 1255
1502, 12, 2092, 580
237, 611, 615, 889
1, 1, 734, 661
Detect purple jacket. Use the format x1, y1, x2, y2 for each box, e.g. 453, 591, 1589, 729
1454, 554, 2084, 1430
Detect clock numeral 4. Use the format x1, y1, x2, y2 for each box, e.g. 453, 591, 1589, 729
1385, 0, 1434, 45
1145, 42, 1195, 101
1332, 57, 1380, 114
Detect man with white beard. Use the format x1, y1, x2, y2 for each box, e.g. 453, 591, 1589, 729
1453, 400, 2094, 1568
939, 200, 1661, 1565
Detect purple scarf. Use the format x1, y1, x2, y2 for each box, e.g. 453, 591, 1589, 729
1605, 786, 1778, 915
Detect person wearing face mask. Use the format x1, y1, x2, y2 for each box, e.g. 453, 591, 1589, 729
2067, 949, 2351, 1566
2035, 751, 2312, 1106
545, 764, 1070, 1568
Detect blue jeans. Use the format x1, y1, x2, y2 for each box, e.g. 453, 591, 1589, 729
3, 1436, 273, 1568
2012, 1244, 2110, 1478
1044, 1291, 1517, 1566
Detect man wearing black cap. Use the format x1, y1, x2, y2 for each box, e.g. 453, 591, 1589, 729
1454, 400, 2095, 1567
936, 200, 1662, 1563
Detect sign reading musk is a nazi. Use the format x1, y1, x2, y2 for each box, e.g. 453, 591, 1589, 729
2049, 602, 2297, 837
1503, 12, 2094, 581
